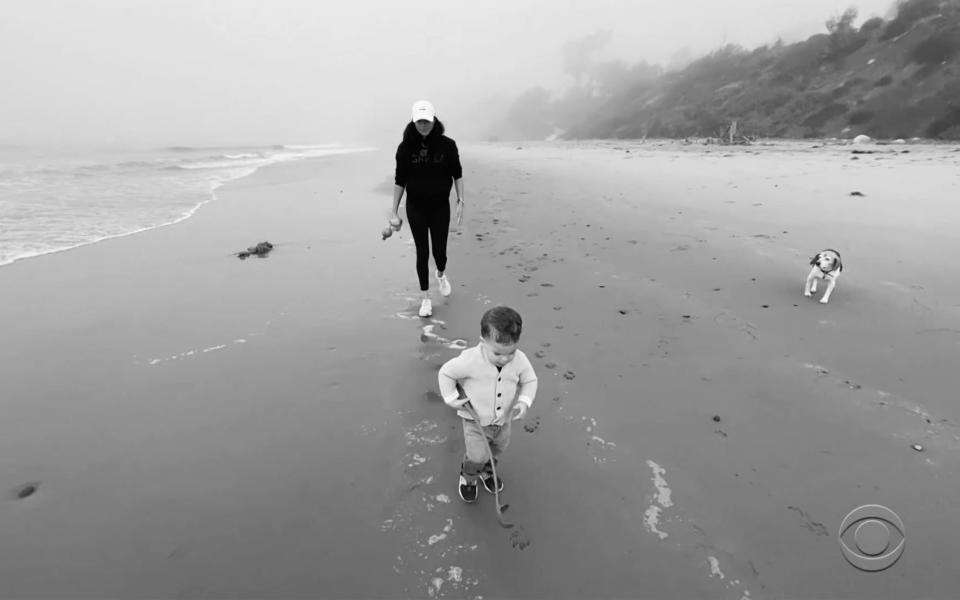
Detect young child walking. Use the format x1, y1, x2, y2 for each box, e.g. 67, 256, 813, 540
438, 306, 538, 502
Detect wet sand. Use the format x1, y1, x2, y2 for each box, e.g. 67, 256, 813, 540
1, 140, 959, 599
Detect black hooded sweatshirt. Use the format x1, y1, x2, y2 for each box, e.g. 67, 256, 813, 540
394, 120, 462, 207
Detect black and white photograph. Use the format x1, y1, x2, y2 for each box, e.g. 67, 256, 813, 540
2, 1, 959, 598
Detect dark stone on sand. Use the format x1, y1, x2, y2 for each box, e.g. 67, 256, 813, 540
712, 415, 721, 422
850, 191, 865, 196
237, 241, 274, 259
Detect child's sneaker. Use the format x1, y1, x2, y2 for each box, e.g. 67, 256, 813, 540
458, 475, 478, 503
436, 271, 452, 297
481, 473, 504, 494
418, 298, 432, 317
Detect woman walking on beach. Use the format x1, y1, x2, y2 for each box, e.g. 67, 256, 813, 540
391, 100, 464, 318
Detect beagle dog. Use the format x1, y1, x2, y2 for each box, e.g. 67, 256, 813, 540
804, 249, 843, 304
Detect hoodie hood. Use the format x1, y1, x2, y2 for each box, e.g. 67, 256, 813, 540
402, 118, 446, 147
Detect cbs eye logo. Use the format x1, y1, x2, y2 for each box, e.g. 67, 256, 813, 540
838, 504, 905, 571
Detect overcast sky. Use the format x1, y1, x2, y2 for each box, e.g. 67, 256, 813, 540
1, 0, 898, 148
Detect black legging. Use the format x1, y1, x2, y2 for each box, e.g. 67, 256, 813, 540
406, 199, 450, 291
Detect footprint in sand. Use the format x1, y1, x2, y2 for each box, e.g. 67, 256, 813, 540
387, 420, 484, 597
523, 416, 541, 433
510, 528, 532, 550
518, 274, 531, 283
563, 370, 576, 380
420, 323, 468, 350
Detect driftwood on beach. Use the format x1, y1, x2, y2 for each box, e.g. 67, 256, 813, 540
681, 121, 756, 145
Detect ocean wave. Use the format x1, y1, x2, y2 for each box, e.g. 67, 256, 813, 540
277, 143, 339, 150
171, 158, 267, 171
1, 142, 371, 268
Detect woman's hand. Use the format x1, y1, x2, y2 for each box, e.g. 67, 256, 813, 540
455, 198, 463, 226
388, 213, 402, 229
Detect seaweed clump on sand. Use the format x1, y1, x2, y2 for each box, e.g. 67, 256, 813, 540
237, 241, 274, 259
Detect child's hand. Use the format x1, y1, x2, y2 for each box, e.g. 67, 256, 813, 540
511, 402, 528, 421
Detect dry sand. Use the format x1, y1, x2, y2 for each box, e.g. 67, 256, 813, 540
1, 140, 959, 599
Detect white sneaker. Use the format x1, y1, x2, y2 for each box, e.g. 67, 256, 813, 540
418, 298, 433, 317
437, 271, 452, 297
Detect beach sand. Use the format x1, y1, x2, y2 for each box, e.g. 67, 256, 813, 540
2, 140, 959, 598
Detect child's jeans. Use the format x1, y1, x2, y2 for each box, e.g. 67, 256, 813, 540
460, 417, 512, 483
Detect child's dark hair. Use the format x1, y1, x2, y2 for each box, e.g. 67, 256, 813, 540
480, 306, 523, 344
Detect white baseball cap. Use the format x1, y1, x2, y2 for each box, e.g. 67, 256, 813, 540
411, 100, 436, 123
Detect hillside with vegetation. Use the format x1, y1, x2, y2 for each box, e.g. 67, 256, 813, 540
491, 0, 960, 141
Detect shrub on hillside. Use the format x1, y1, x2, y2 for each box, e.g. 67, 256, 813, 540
681, 105, 727, 135
873, 74, 894, 86
909, 29, 960, 65
880, 0, 942, 40
775, 34, 831, 75
860, 17, 885, 34
823, 8, 870, 62
848, 109, 876, 124
925, 104, 960, 137
802, 102, 849, 128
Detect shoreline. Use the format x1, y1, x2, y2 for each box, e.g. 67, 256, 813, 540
0, 146, 378, 268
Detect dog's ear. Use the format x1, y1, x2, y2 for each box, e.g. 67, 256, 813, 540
835, 258, 843, 272
809, 253, 820, 266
